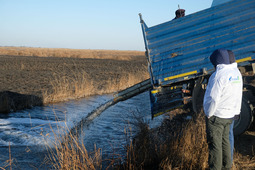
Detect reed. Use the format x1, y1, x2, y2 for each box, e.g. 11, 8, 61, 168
0, 143, 13, 170
47, 128, 102, 170
123, 108, 255, 169
42, 65, 149, 104
159, 111, 208, 169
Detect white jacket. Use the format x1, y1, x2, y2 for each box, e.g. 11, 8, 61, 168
203, 63, 243, 118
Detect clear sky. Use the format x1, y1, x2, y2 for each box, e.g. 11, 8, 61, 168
1, 0, 214, 51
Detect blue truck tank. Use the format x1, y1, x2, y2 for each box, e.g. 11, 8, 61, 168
139, 0, 255, 134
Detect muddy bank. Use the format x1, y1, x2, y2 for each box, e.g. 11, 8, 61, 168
0, 55, 148, 113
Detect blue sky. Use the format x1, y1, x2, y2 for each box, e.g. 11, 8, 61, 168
1, 0, 213, 51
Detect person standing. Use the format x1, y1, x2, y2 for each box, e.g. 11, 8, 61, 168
227, 49, 240, 165
173, 9, 185, 19
203, 49, 243, 169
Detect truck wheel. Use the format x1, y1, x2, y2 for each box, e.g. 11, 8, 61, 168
233, 97, 254, 136
192, 77, 205, 113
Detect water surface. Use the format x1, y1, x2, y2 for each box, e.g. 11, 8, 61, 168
0, 92, 163, 169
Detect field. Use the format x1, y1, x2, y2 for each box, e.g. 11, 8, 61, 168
0, 46, 145, 60
0, 47, 148, 113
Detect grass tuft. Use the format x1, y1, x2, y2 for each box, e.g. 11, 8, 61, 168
46, 128, 102, 170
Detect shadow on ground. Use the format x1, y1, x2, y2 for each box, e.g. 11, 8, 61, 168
235, 124, 255, 157
0, 91, 43, 113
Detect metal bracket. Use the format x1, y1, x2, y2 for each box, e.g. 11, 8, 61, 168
202, 68, 208, 75
252, 63, 255, 74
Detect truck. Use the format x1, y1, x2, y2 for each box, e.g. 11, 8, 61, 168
139, 0, 255, 135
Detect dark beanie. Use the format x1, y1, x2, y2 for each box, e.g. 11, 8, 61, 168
210, 49, 230, 67
227, 50, 236, 64
175, 9, 185, 18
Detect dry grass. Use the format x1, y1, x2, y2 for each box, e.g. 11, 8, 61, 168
46, 128, 102, 170
159, 111, 208, 169
0, 143, 13, 170
42, 63, 149, 104
233, 152, 255, 170
121, 108, 208, 170
0, 46, 144, 60
122, 107, 255, 170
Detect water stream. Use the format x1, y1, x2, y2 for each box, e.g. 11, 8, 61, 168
0, 92, 163, 169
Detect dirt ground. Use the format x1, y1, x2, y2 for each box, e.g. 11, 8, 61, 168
235, 129, 255, 155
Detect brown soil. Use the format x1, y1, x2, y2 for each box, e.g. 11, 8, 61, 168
0, 55, 148, 113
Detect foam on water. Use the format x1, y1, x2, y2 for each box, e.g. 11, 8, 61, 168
0, 94, 113, 147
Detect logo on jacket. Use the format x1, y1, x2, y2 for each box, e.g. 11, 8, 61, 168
229, 76, 241, 83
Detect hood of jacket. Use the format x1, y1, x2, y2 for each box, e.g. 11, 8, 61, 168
227, 50, 236, 64
210, 49, 230, 67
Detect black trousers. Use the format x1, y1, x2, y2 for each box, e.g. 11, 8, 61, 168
206, 116, 233, 170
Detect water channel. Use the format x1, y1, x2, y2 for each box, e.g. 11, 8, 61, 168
0, 92, 163, 169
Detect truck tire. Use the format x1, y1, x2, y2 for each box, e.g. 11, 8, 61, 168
233, 97, 254, 136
